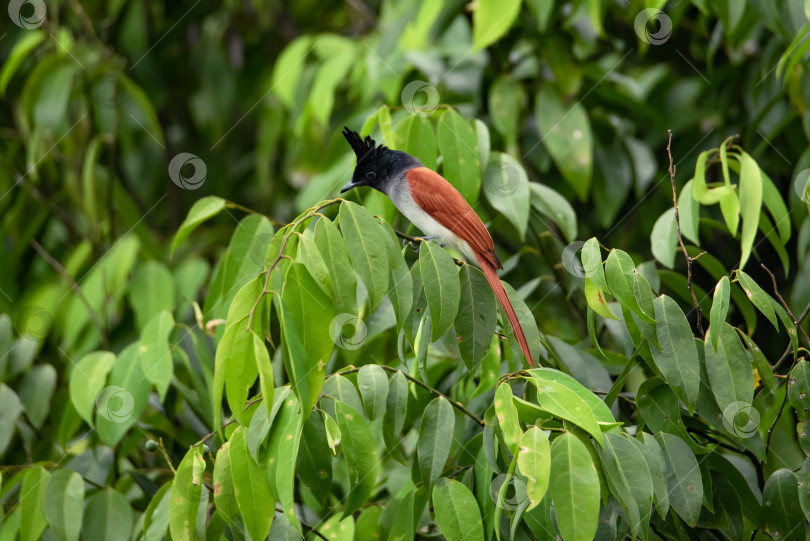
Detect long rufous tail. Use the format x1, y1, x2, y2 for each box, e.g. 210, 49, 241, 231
475, 253, 534, 366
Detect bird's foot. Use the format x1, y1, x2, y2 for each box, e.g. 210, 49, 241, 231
403, 235, 438, 252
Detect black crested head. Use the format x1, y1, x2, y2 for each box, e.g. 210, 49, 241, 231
340, 127, 420, 195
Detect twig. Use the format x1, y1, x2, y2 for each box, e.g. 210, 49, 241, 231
194, 395, 265, 448
667, 130, 704, 337
332, 365, 484, 426
773, 300, 810, 370
157, 437, 176, 474
761, 263, 810, 347
31, 238, 109, 348
765, 388, 789, 453
275, 505, 329, 540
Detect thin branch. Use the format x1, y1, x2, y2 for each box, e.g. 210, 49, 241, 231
761, 263, 810, 347
157, 437, 176, 474
194, 395, 265, 448
667, 130, 704, 337
332, 365, 484, 426
31, 238, 108, 348
773, 300, 810, 371
275, 505, 329, 540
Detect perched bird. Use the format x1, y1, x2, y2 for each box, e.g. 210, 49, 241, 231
340, 127, 534, 366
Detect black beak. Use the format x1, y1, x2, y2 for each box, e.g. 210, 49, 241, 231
340, 180, 360, 193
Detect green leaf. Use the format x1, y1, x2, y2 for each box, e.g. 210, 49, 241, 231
517, 427, 551, 509
417, 397, 455, 492
738, 152, 763, 269
68, 351, 115, 427
678, 180, 701, 244
212, 441, 240, 527
535, 87, 593, 200
138, 310, 175, 400
550, 433, 600, 541
267, 393, 303, 529
314, 216, 358, 315
502, 281, 544, 365
44, 469, 84, 541
379, 220, 413, 327
650, 295, 701, 412
339, 201, 390, 310
719, 187, 740, 236
129, 262, 176, 331
655, 432, 703, 526
472, 0, 522, 50
143, 482, 172, 541
584, 278, 618, 320
763, 469, 805, 540
651, 207, 677, 269
21, 466, 49, 541
581, 238, 609, 291
432, 478, 485, 541
527, 367, 616, 425
252, 333, 274, 419
529, 183, 578, 242
297, 412, 333, 502
788, 361, 810, 416
308, 50, 355, 126
736, 270, 778, 329
280, 262, 334, 411
456, 265, 498, 372
437, 109, 481, 204
482, 152, 531, 240
495, 384, 522, 454
525, 373, 604, 445
600, 433, 654, 540
0, 31, 46, 95
761, 170, 791, 244
335, 401, 381, 518
709, 276, 730, 351
419, 241, 461, 341
169, 448, 205, 541
213, 321, 257, 429
229, 427, 273, 541
704, 323, 754, 415
83, 488, 134, 541
605, 249, 654, 323
384, 371, 409, 453
358, 364, 389, 421
97, 343, 151, 446
172, 196, 226, 254
272, 36, 313, 109
395, 115, 438, 170
635, 433, 670, 518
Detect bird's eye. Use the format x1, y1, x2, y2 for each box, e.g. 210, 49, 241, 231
365, 171, 377, 181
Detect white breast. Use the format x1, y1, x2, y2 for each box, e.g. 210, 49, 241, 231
386, 177, 477, 262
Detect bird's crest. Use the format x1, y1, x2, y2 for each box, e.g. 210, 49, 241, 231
342, 127, 387, 162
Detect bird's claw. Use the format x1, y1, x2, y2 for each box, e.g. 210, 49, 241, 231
402, 235, 438, 253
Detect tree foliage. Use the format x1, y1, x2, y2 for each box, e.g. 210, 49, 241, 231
2, 0, 810, 539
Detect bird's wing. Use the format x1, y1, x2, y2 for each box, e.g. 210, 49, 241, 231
405, 167, 501, 269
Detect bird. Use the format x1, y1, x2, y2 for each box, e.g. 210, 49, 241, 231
340, 127, 534, 367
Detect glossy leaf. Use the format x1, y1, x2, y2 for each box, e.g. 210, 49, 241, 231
314, 216, 358, 315
339, 201, 390, 309
472, 0, 522, 50
82, 488, 133, 541
68, 351, 115, 427
419, 241, 461, 341
432, 478, 485, 541
655, 432, 703, 526
550, 433, 600, 541
297, 412, 333, 502
172, 196, 226, 254
21, 466, 49, 541
169, 448, 205, 541
530, 182, 578, 242
605, 250, 653, 323
358, 364, 389, 420
417, 397, 455, 492
396, 114, 437, 169
600, 433, 654, 540
43, 469, 84, 541
483, 152, 531, 239
581, 238, 609, 291
738, 152, 763, 269
763, 469, 804, 540
335, 401, 380, 518
709, 276, 730, 351
736, 270, 778, 329
517, 427, 551, 509
229, 426, 273, 540
437, 108, 481, 203
495, 384, 522, 453
456, 265, 498, 371
704, 323, 754, 414
650, 295, 701, 412
267, 393, 303, 529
